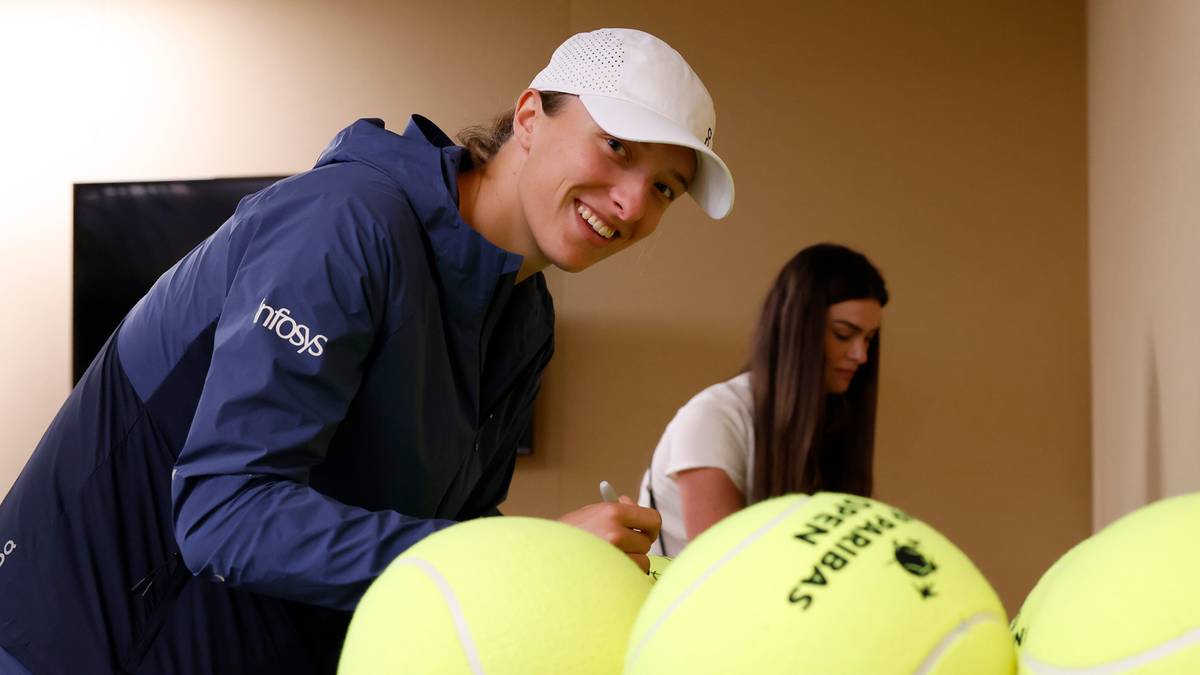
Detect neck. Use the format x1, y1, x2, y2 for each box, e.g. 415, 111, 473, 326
457, 143, 546, 283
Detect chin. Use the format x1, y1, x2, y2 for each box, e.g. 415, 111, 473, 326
548, 245, 608, 273
535, 233, 598, 274
550, 255, 591, 273
826, 380, 851, 395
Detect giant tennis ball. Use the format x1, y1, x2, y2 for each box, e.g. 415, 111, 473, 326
339, 517, 651, 674
625, 493, 1014, 674
1011, 491, 1200, 673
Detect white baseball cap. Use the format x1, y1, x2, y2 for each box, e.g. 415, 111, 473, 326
530, 28, 735, 220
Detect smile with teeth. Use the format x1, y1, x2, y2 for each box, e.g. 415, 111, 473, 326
577, 203, 617, 240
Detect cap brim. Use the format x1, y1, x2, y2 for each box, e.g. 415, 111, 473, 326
579, 94, 735, 220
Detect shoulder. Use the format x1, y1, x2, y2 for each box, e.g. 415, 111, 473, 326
241, 164, 423, 245
216, 166, 440, 321
221, 168, 443, 306
655, 373, 755, 450
653, 373, 755, 478
680, 372, 754, 420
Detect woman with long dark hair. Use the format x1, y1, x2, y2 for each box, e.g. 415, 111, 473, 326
639, 243, 887, 555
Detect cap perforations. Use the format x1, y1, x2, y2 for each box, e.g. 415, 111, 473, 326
539, 29, 623, 93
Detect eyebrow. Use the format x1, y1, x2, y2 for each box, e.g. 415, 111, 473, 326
832, 320, 877, 334
670, 170, 691, 193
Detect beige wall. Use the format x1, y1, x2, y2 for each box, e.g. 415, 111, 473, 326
1089, 0, 1200, 529
1, 1, 1089, 613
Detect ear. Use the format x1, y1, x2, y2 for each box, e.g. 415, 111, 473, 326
512, 89, 544, 152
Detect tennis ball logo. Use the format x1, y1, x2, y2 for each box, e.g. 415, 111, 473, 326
1010, 615, 1027, 647
786, 497, 944, 611
894, 539, 937, 576
893, 539, 939, 599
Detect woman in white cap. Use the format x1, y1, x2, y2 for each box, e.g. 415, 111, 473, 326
0, 28, 733, 675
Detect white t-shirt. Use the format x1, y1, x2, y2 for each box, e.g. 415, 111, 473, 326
638, 372, 755, 556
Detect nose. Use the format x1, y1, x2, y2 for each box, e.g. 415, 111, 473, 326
610, 174, 649, 224
848, 338, 870, 364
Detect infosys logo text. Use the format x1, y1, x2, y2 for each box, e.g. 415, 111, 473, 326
253, 298, 328, 357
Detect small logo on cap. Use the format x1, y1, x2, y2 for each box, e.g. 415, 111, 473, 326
704, 128, 713, 148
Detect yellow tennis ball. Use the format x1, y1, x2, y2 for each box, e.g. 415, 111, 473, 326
625, 493, 1014, 674
1011, 491, 1200, 674
339, 517, 651, 675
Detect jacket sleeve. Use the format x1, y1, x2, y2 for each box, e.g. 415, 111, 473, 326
171, 179, 453, 611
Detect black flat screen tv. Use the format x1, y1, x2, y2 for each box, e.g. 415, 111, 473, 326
73, 177, 284, 383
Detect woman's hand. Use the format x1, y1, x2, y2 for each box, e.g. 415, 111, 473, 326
558, 496, 661, 573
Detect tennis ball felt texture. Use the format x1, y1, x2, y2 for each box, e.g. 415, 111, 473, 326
1011, 491, 1200, 674
339, 517, 651, 675
625, 493, 1014, 674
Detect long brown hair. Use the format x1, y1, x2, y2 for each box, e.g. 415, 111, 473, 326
456, 91, 572, 167
749, 243, 889, 503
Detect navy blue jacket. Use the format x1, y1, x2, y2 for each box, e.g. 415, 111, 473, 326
0, 116, 554, 674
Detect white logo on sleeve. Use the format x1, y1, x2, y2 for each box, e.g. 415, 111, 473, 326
253, 298, 328, 357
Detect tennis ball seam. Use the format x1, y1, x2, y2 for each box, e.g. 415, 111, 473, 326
1020, 625, 1200, 675
626, 495, 814, 669
395, 558, 485, 675
913, 611, 1007, 675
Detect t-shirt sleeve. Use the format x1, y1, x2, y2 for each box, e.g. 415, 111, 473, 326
659, 387, 751, 494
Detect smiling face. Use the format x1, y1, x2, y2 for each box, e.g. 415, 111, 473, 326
513, 93, 697, 273
823, 298, 883, 394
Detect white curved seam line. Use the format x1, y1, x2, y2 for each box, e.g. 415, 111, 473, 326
397, 558, 485, 675
627, 495, 813, 668
913, 611, 1006, 675
1021, 625, 1200, 675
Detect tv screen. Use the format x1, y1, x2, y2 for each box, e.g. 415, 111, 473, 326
73, 177, 283, 383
